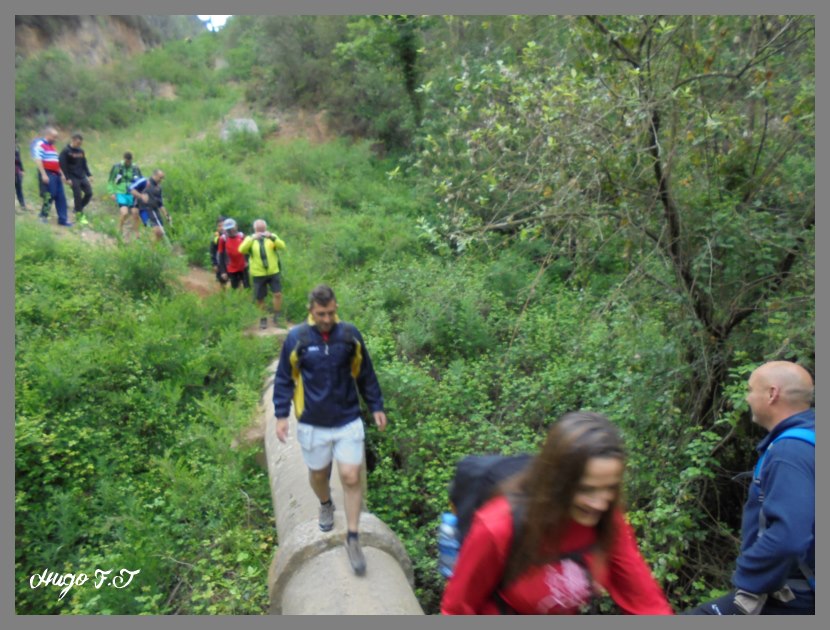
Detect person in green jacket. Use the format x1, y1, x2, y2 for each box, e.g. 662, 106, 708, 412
239, 219, 287, 329
107, 151, 143, 239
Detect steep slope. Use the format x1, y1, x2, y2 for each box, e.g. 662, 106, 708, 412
15, 15, 206, 65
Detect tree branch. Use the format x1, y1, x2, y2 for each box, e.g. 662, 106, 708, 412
585, 16, 641, 68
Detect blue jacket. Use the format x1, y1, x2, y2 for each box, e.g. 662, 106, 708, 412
273, 317, 384, 428
733, 408, 814, 607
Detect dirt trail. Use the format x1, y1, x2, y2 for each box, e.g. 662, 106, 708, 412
17, 207, 225, 301
17, 209, 298, 339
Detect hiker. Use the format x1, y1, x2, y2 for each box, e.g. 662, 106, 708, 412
217, 218, 249, 289
441, 411, 673, 615
59, 132, 94, 226
685, 361, 814, 615
239, 219, 287, 329
130, 170, 170, 243
108, 152, 143, 238
32, 127, 72, 227
273, 284, 388, 575
210, 215, 229, 288
15, 134, 28, 211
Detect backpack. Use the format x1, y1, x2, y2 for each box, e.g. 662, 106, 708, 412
251, 236, 283, 276
753, 427, 815, 591
109, 162, 141, 186
449, 454, 532, 543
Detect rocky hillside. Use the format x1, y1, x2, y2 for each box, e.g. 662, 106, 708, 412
15, 15, 206, 65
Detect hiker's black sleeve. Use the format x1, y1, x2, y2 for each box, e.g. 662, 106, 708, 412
216, 238, 228, 275
210, 238, 219, 266
84, 155, 92, 177
273, 334, 297, 419
59, 148, 69, 178
353, 329, 384, 413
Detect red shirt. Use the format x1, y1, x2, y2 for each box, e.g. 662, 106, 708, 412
218, 232, 248, 273
441, 495, 673, 615
34, 139, 61, 174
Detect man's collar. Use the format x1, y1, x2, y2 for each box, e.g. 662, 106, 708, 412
306, 314, 341, 326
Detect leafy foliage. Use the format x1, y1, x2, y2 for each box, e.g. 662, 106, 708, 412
15, 223, 276, 614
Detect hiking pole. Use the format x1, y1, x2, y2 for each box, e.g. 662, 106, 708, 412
152, 209, 172, 246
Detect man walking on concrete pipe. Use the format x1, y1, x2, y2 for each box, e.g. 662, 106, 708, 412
273, 284, 388, 575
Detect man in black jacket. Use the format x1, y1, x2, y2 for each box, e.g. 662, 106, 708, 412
131, 169, 170, 243
59, 133, 93, 226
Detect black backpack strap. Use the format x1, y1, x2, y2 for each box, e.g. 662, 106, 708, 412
257, 238, 269, 270
294, 323, 312, 356
339, 322, 358, 356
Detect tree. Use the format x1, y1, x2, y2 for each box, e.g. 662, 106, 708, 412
419, 15, 814, 426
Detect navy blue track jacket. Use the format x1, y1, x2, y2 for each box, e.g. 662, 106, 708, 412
273, 317, 384, 428
733, 408, 814, 609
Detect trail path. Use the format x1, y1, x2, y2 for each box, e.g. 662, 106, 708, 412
15, 203, 291, 337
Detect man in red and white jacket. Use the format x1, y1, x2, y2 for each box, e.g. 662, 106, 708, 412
217, 218, 249, 289
33, 127, 71, 227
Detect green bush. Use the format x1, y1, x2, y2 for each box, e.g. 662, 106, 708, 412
15, 224, 275, 614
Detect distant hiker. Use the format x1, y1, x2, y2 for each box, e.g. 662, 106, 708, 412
107, 151, 143, 238
685, 361, 814, 615
59, 132, 93, 226
239, 219, 287, 329
216, 218, 249, 289
441, 411, 673, 615
273, 284, 388, 576
15, 134, 27, 211
210, 215, 229, 288
130, 170, 170, 243
32, 127, 71, 227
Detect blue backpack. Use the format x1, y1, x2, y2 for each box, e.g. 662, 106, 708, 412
753, 427, 815, 591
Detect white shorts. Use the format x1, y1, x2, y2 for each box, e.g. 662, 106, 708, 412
296, 418, 365, 470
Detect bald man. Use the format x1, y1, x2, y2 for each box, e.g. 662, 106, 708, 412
33, 127, 72, 227
238, 219, 286, 329
687, 361, 814, 615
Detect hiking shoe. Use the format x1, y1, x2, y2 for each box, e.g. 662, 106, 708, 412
319, 501, 335, 532
60, 222, 74, 228
77, 213, 89, 226
345, 536, 366, 575
272, 313, 280, 326
259, 317, 268, 330
39, 216, 48, 224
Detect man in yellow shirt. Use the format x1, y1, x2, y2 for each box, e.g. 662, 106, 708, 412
239, 219, 287, 329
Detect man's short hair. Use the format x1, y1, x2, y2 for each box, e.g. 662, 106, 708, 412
308, 284, 335, 308
72, 132, 83, 141
123, 151, 133, 160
